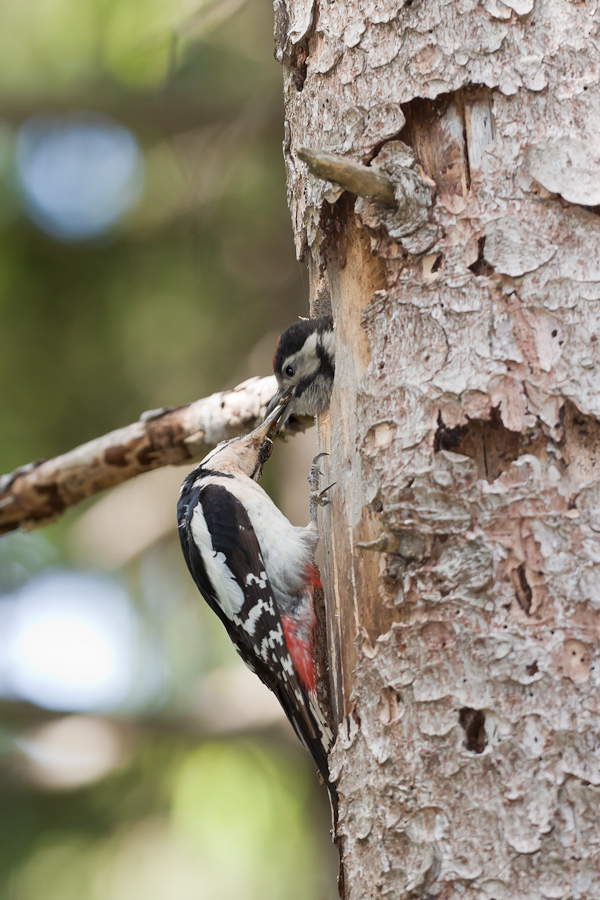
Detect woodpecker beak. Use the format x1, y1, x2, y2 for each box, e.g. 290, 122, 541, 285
265, 388, 284, 419
264, 387, 294, 428
245, 389, 292, 480
195, 390, 293, 482
255, 388, 293, 439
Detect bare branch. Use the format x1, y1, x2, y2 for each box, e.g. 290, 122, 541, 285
297, 146, 397, 207
0, 376, 279, 536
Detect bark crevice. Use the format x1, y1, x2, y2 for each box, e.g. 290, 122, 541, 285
278, 0, 600, 893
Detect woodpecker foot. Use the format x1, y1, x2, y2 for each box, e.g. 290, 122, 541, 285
308, 453, 328, 496
308, 453, 335, 523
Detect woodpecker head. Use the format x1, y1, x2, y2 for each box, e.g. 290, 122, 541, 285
198, 392, 292, 481
267, 316, 335, 421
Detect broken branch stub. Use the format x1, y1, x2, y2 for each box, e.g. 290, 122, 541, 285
298, 145, 435, 242
297, 147, 397, 207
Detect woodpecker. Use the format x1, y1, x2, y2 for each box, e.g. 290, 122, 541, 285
177, 397, 336, 796
267, 315, 335, 421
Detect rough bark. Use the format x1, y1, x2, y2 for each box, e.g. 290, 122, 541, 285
0, 376, 278, 535
276, 0, 600, 897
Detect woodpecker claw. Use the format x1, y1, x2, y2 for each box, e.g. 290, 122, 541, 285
314, 482, 336, 504
308, 451, 328, 479
308, 454, 326, 490
308, 454, 334, 523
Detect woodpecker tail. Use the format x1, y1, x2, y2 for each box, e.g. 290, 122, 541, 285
279, 573, 337, 800
271, 630, 337, 801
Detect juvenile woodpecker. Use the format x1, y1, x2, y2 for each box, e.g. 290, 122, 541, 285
177, 397, 335, 795
267, 315, 335, 420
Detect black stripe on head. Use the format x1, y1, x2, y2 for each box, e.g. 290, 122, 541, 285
293, 374, 317, 400
273, 316, 333, 376
316, 335, 335, 381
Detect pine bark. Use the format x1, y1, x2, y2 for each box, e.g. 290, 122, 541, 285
276, 1, 600, 897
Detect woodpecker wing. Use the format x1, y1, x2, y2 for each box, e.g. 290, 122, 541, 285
178, 477, 333, 787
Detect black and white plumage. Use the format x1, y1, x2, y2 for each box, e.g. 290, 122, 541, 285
177, 399, 335, 795
267, 316, 335, 421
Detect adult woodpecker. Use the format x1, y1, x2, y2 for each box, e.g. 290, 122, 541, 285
267, 315, 335, 421
177, 396, 336, 796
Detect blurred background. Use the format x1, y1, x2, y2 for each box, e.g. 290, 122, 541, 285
0, 0, 336, 897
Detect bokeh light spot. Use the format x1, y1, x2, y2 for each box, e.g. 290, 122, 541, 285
16, 113, 144, 241
5, 571, 138, 711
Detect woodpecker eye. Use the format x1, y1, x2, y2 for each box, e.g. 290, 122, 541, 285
285, 364, 295, 377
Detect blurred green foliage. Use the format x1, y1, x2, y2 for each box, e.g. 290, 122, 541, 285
3, 737, 330, 900
0, 0, 305, 474
0, 0, 337, 897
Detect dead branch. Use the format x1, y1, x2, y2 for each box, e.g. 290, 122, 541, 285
297, 146, 397, 207
0, 376, 280, 536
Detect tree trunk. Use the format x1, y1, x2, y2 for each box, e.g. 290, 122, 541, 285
276, 1, 600, 897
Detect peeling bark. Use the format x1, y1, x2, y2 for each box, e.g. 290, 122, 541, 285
0, 376, 279, 535
276, 0, 600, 896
